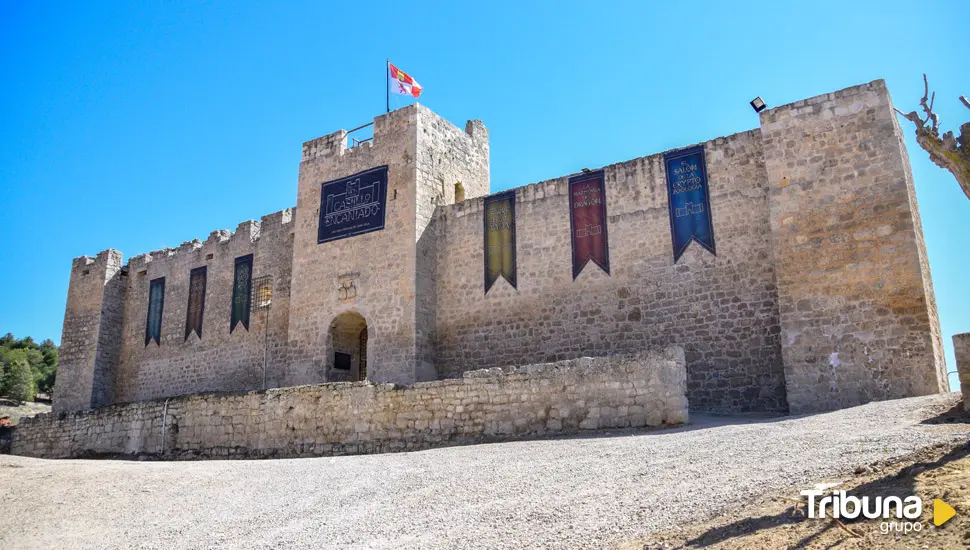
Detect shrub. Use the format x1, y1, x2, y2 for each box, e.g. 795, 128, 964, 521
1, 356, 37, 403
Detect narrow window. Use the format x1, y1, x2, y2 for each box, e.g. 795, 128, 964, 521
455, 181, 465, 202
185, 266, 207, 340
145, 277, 165, 346
231, 254, 253, 332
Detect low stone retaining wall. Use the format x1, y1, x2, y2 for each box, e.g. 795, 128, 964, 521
9, 347, 687, 459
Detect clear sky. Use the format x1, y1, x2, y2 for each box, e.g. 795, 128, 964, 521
1, 1, 967, 389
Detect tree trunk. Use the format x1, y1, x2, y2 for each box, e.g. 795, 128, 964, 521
914, 123, 970, 201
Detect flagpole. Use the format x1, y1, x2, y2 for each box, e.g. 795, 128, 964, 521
385, 59, 390, 114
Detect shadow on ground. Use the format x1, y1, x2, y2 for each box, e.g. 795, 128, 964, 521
639, 435, 970, 550
920, 401, 970, 426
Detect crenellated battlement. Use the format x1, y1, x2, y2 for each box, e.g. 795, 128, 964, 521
436, 127, 764, 223
124, 208, 294, 273
301, 106, 415, 162
69, 248, 124, 277
301, 104, 488, 166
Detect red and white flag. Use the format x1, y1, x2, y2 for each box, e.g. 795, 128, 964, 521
388, 62, 423, 98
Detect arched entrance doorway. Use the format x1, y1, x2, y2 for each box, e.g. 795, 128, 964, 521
327, 311, 368, 382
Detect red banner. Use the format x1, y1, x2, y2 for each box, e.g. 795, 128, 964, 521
569, 171, 610, 279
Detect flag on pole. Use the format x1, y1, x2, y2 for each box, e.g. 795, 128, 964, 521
388, 62, 423, 98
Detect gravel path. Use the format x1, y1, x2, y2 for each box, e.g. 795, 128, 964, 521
1, 393, 967, 550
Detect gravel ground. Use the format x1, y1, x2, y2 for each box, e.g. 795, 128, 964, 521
1, 393, 967, 550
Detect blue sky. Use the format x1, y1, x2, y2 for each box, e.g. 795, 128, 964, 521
1, 1, 967, 389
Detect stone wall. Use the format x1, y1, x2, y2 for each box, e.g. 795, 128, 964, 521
760, 80, 947, 413
955, 333, 970, 412
432, 129, 788, 413
112, 209, 295, 404
414, 108, 490, 382
10, 348, 687, 459
287, 105, 489, 387
52, 249, 125, 413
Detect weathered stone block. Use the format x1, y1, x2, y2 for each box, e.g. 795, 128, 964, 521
954, 333, 970, 412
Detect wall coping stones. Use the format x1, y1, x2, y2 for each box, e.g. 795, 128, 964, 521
9, 347, 687, 460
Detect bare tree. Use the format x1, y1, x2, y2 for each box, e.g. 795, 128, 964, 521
895, 74, 970, 200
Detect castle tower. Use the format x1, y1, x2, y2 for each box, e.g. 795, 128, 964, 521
761, 80, 948, 413
286, 105, 489, 385
52, 249, 126, 413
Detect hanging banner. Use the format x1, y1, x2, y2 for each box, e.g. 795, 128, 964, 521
145, 277, 165, 346
318, 166, 388, 244
231, 254, 253, 333
664, 145, 716, 262
484, 191, 516, 293
185, 266, 207, 340
569, 171, 610, 279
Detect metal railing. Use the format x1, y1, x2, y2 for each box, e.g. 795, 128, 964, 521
348, 121, 374, 148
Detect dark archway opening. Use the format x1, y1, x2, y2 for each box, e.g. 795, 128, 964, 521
328, 311, 368, 382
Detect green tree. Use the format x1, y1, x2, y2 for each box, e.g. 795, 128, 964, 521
0, 334, 58, 396
32, 357, 57, 394
1, 354, 37, 402
10, 335, 35, 350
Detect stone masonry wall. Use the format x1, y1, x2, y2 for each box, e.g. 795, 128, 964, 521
760, 80, 947, 414
112, 209, 294, 404
432, 130, 788, 413
90, 250, 126, 408
288, 105, 489, 386
288, 108, 421, 386
414, 107, 490, 381
52, 249, 125, 413
11, 347, 687, 459
955, 333, 970, 412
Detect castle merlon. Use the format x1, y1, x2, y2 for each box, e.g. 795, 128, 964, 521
301, 104, 487, 164
103, 208, 296, 272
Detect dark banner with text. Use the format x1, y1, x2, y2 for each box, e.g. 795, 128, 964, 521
569, 171, 610, 279
231, 254, 253, 333
484, 191, 517, 293
318, 166, 388, 244
185, 266, 207, 340
664, 146, 716, 262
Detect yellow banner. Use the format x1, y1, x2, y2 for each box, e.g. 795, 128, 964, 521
484, 192, 516, 293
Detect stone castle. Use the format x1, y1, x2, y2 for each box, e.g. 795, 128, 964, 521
52, 79, 949, 419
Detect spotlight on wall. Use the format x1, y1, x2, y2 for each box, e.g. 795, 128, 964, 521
750, 97, 767, 113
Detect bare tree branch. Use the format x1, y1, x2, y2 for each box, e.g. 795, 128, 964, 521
919, 74, 939, 134
896, 74, 970, 201
895, 108, 925, 129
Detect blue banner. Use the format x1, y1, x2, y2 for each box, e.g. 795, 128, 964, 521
664, 146, 716, 262
318, 166, 388, 244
